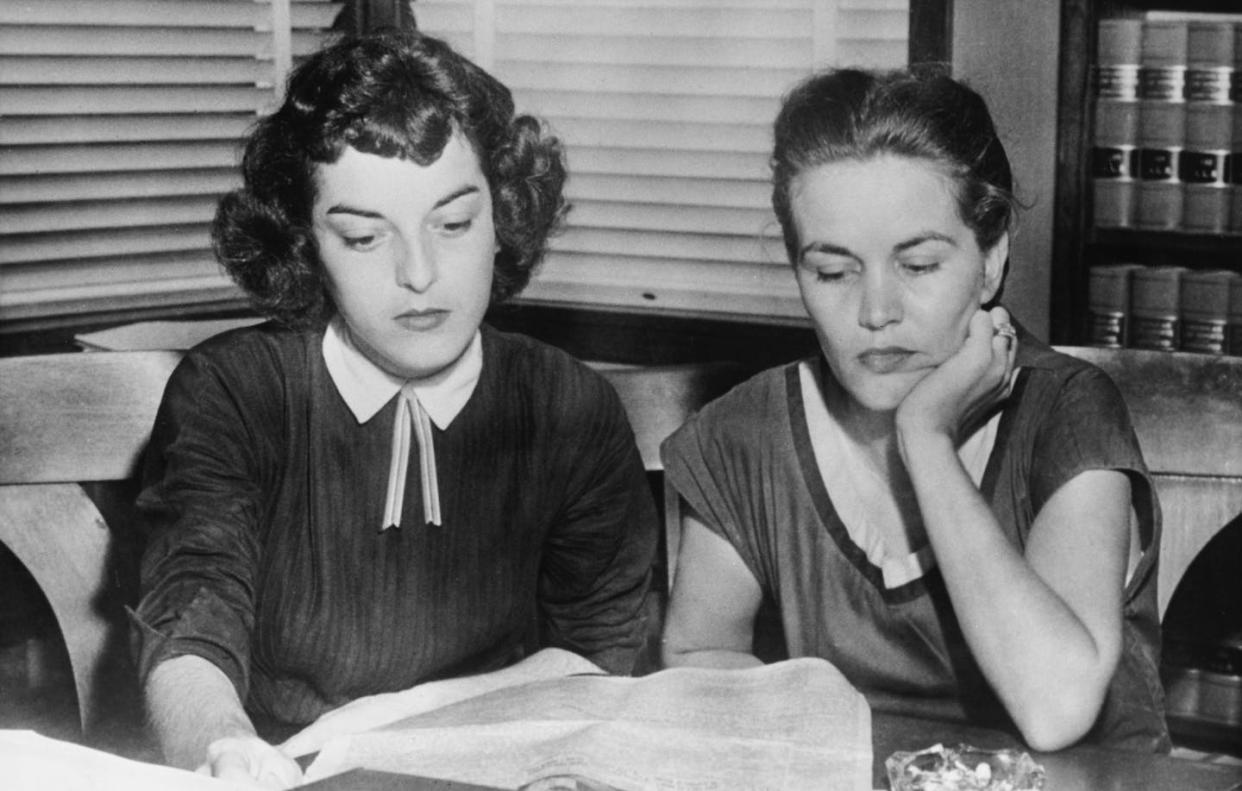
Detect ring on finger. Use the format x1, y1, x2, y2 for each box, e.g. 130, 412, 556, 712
992, 322, 1017, 344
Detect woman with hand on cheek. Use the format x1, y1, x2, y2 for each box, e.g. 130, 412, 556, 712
660, 68, 1167, 754
132, 30, 657, 788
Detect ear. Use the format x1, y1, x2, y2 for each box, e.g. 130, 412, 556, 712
980, 231, 1009, 304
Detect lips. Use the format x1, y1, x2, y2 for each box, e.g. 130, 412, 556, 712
394, 309, 449, 331
857, 347, 915, 374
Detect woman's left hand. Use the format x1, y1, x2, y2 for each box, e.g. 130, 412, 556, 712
896, 306, 1018, 443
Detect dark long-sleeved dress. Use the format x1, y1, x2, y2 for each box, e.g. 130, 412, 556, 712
132, 322, 658, 733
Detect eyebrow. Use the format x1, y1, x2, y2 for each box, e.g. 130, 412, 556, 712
798, 241, 853, 262
798, 231, 957, 262
893, 231, 957, 253
325, 184, 481, 217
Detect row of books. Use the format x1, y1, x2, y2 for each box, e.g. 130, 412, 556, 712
1087, 264, 1241, 354
1093, 16, 1242, 233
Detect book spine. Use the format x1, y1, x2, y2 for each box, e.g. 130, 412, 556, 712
1181, 22, 1235, 233
1231, 102, 1242, 231
1087, 264, 1140, 347
1230, 23, 1242, 232
1228, 275, 1242, 355
1130, 266, 1186, 350
1179, 270, 1236, 354
1137, 21, 1189, 230
1094, 20, 1143, 228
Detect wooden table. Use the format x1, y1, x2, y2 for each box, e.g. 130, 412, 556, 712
873, 712, 1242, 790
300, 711, 1242, 791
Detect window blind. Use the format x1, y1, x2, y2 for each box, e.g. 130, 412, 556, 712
415, 0, 909, 322
0, 0, 342, 323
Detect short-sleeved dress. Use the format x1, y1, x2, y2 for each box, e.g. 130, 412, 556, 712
662, 334, 1169, 753
133, 322, 658, 737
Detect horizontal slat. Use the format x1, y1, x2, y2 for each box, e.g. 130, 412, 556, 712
0, 226, 212, 265
0, 17, 339, 58
567, 147, 770, 181
0, 1, 267, 29
568, 201, 778, 238
0, 56, 266, 86
536, 252, 794, 293
552, 227, 785, 265
495, 7, 811, 38
568, 174, 769, 208
0, 26, 266, 56
1, 196, 219, 235
523, 252, 805, 321
499, 34, 811, 69
0, 251, 224, 292
0, 0, 339, 31
1, 143, 239, 176
500, 61, 804, 97
1, 170, 238, 204
497, 0, 812, 7
290, 1, 345, 30
545, 118, 770, 153
517, 89, 779, 125
834, 39, 907, 68
836, 10, 909, 40
1, 85, 271, 115
0, 114, 254, 146
0, 274, 243, 322
841, 0, 908, 9
410, 3, 475, 34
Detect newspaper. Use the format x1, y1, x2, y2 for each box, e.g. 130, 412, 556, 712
0, 730, 252, 791
305, 657, 872, 791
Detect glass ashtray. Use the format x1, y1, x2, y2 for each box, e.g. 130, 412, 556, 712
886, 743, 1046, 791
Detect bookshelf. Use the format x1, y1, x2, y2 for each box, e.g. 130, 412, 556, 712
1051, 0, 1242, 352
1054, 3, 1242, 762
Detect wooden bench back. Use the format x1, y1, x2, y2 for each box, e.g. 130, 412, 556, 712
0, 351, 182, 484
0, 350, 182, 732
6, 342, 1232, 730
599, 362, 749, 473
1055, 347, 1242, 618
599, 362, 750, 593
0, 349, 749, 727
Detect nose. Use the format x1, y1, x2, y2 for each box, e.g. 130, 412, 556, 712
858, 267, 902, 330
395, 234, 437, 292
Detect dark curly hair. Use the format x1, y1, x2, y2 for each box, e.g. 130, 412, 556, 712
212, 29, 568, 327
771, 67, 1017, 300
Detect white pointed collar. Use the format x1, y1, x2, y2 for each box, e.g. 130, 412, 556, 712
322, 316, 482, 429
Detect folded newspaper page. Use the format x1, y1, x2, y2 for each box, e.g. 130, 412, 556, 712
0, 730, 252, 791
306, 657, 872, 791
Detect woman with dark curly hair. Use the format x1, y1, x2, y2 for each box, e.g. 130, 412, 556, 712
132, 30, 657, 787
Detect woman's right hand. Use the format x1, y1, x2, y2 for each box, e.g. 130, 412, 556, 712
198, 734, 304, 789
895, 306, 1018, 447
146, 655, 302, 789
